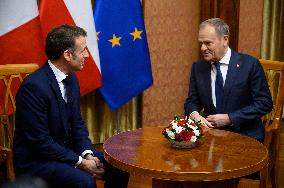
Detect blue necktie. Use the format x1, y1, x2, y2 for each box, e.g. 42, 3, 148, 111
62, 76, 72, 103
214, 62, 224, 113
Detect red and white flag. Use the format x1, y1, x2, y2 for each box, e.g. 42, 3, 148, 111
0, 0, 46, 114
0, 0, 46, 66
39, 0, 102, 95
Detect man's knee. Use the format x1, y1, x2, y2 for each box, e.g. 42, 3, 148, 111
73, 172, 96, 188
38, 162, 97, 188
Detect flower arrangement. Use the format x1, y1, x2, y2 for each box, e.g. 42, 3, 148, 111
162, 116, 204, 144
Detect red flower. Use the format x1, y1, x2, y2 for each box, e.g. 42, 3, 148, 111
189, 121, 195, 126
178, 120, 188, 127
181, 130, 194, 141
162, 128, 166, 135
175, 133, 181, 140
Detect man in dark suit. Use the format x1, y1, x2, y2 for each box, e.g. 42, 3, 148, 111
13, 25, 129, 188
184, 18, 273, 141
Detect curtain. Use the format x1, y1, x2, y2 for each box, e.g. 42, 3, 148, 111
261, 0, 284, 118
80, 93, 140, 144
261, 0, 284, 60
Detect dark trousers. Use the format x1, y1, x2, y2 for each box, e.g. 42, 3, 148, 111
16, 151, 129, 188
41, 162, 129, 188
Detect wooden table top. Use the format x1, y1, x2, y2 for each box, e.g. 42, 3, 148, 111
103, 127, 268, 181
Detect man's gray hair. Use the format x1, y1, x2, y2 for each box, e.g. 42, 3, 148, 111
200, 18, 230, 36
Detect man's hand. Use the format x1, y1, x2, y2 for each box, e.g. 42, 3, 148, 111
206, 114, 231, 128
190, 112, 213, 128
79, 158, 105, 180
85, 154, 105, 169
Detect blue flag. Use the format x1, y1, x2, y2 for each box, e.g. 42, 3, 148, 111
94, 0, 153, 110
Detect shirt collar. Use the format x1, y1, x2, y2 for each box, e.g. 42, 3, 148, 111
48, 60, 67, 83
219, 47, 231, 65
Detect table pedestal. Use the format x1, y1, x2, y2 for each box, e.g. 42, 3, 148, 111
152, 178, 237, 188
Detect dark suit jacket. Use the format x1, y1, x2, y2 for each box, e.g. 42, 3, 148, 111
184, 50, 273, 140
13, 63, 95, 174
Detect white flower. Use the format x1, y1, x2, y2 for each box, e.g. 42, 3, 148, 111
190, 135, 197, 142
187, 118, 194, 124
188, 124, 198, 130
170, 120, 178, 127
193, 130, 200, 136
172, 124, 184, 134
166, 128, 175, 139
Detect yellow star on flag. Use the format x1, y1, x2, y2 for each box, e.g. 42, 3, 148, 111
96, 31, 100, 40
108, 34, 122, 48
130, 27, 143, 41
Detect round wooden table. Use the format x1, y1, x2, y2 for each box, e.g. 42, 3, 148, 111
103, 127, 268, 188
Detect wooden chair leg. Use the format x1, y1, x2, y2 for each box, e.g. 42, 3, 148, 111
5, 150, 15, 181
271, 163, 279, 188
260, 163, 268, 188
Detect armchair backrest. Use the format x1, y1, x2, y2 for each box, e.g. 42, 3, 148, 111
0, 63, 39, 180
0, 64, 39, 147
259, 59, 284, 188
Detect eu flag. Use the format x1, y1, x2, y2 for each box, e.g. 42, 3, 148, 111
94, 0, 153, 110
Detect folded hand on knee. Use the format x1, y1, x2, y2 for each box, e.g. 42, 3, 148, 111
79, 158, 105, 180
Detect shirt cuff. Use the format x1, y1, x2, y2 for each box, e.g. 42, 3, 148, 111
81, 150, 94, 158
74, 156, 83, 168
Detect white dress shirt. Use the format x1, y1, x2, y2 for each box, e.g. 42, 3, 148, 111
48, 61, 68, 102
211, 47, 231, 107
48, 61, 93, 167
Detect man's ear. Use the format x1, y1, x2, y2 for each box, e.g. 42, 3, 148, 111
223, 35, 229, 46
63, 50, 72, 61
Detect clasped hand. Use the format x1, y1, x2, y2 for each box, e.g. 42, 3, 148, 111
79, 155, 105, 180
206, 114, 231, 128
191, 112, 231, 128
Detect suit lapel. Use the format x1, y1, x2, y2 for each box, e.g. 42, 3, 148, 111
44, 63, 69, 135
223, 50, 241, 108
200, 61, 215, 111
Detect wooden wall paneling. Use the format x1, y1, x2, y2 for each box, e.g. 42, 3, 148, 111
200, 0, 240, 51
